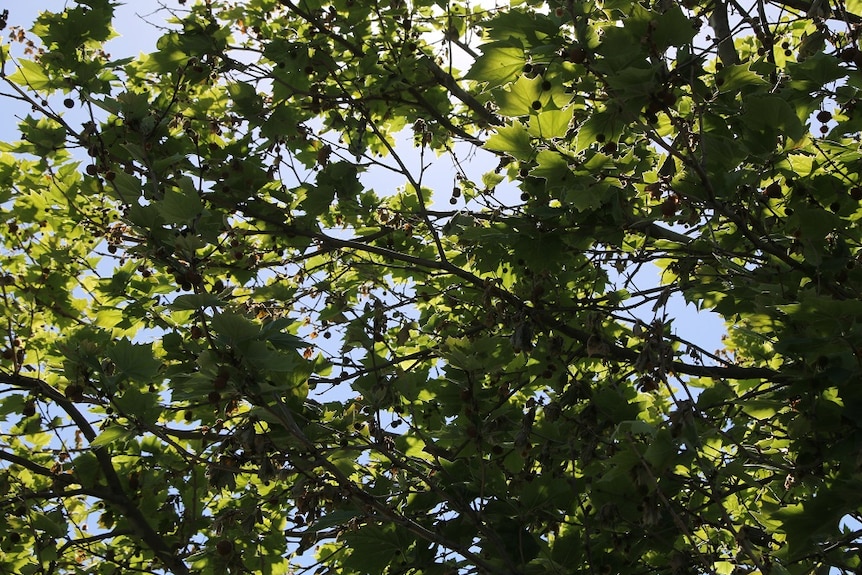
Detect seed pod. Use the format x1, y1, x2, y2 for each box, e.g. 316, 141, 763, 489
510, 322, 534, 353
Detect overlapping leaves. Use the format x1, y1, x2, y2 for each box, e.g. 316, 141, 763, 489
1, 1, 862, 574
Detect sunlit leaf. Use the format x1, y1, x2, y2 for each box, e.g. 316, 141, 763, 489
90, 425, 133, 448
485, 121, 533, 159
466, 44, 525, 88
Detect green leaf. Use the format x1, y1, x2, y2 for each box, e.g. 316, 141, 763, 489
786, 52, 845, 87
564, 179, 611, 212
159, 187, 203, 224
528, 107, 574, 139
170, 293, 225, 311
90, 425, 133, 448
316, 161, 363, 213
772, 494, 844, 558
490, 521, 540, 564
739, 399, 783, 420
211, 312, 260, 346
144, 32, 192, 72
308, 509, 363, 532
7, 59, 55, 91
301, 184, 336, 218
466, 44, 525, 88
643, 428, 676, 470
742, 94, 805, 141
532, 149, 579, 193
113, 386, 162, 425
31, 511, 69, 538
575, 111, 623, 152
107, 169, 143, 201
0, 394, 27, 419
651, 5, 697, 48
520, 475, 570, 510
482, 170, 505, 190
260, 319, 306, 350
475, 8, 559, 46
595, 26, 646, 72
495, 75, 543, 117
240, 341, 298, 372
716, 63, 769, 93
485, 122, 533, 160
227, 81, 263, 117
342, 525, 412, 574
107, 339, 161, 382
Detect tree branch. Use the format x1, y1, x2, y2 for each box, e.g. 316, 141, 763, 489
417, 54, 504, 128
0, 449, 57, 479
709, 0, 740, 66
0, 372, 190, 575
213, 195, 784, 384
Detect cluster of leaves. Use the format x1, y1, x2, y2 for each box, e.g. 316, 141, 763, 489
1, 0, 862, 573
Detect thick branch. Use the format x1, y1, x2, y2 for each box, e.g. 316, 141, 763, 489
709, 0, 740, 66
0, 372, 190, 575
418, 55, 504, 128
0, 449, 57, 479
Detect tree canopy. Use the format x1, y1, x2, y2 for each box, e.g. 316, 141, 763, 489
2, 0, 862, 573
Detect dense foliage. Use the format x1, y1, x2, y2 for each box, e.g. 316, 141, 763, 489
2, 0, 862, 573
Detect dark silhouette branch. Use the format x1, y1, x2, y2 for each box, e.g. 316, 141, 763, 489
0, 372, 190, 575
206, 194, 784, 384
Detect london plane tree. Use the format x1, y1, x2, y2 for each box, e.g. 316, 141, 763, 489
1, 0, 862, 574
